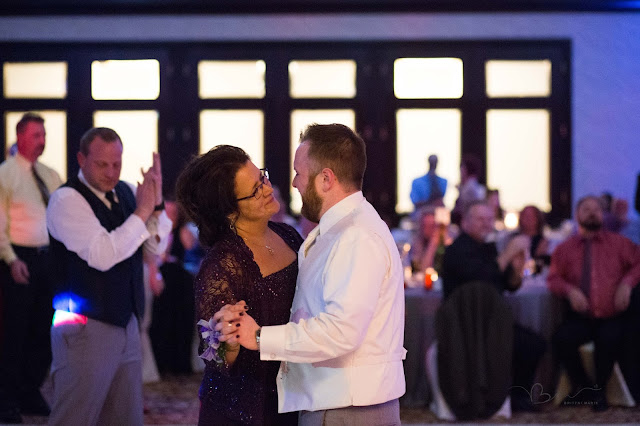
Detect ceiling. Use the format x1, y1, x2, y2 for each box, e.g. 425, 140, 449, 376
1, 0, 639, 15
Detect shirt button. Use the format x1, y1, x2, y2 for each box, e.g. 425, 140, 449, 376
270, 353, 276, 360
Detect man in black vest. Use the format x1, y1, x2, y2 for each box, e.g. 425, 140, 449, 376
46, 127, 172, 425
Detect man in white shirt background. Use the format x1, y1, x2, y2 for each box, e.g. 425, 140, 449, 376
46, 127, 172, 425
0, 113, 63, 424
216, 123, 406, 425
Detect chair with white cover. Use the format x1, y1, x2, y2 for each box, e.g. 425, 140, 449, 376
426, 341, 512, 420
554, 341, 636, 407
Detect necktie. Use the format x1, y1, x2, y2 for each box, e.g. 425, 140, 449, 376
105, 191, 119, 212
579, 239, 592, 299
303, 227, 320, 257
31, 165, 50, 206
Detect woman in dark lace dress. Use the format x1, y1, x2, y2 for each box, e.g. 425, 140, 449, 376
176, 145, 302, 426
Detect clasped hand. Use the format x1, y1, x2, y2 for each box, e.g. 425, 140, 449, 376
134, 153, 163, 221
213, 300, 261, 351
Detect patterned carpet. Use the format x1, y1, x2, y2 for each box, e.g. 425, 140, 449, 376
21, 373, 640, 425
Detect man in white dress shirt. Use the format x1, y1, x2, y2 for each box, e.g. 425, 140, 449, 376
217, 123, 406, 425
46, 127, 172, 425
0, 113, 62, 423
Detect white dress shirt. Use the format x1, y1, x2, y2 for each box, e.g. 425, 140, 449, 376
260, 191, 407, 413
47, 171, 172, 272
0, 153, 62, 264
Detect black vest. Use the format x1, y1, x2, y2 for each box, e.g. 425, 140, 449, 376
50, 176, 144, 328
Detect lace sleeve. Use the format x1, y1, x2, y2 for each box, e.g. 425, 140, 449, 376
195, 242, 258, 374
194, 246, 245, 326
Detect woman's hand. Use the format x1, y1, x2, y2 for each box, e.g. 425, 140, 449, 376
212, 301, 248, 334
214, 301, 261, 351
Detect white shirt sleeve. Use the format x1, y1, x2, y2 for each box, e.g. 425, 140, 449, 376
0, 178, 14, 264
47, 187, 171, 272
260, 228, 390, 363
123, 180, 172, 256
143, 210, 173, 255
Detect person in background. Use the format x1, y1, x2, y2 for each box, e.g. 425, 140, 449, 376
215, 123, 406, 426
150, 198, 202, 375
0, 112, 63, 424
176, 145, 302, 425
1, 141, 18, 354
547, 195, 640, 412
442, 201, 547, 412
601, 192, 614, 216
622, 175, 640, 245
46, 127, 172, 425
485, 188, 512, 253
410, 154, 447, 210
141, 252, 162, 385
601, 191, 630, 233
410, 206, 452, 274
5, 142, 18, 157
486, 189, 505, 228
451, 154, 486, 226
515, 205, 551, 273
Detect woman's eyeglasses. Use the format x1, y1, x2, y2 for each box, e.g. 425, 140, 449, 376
236, 168, 270, 201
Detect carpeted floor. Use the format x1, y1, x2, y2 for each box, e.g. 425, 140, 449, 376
21, 373, 640, 425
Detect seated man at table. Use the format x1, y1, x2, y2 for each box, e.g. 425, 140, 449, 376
442, 200, 547, 412
547, 195, 640, 411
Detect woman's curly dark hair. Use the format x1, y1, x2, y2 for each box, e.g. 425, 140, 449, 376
175, 145, 250, 247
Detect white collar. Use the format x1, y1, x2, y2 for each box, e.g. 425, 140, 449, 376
78, 170, 115, 202
14, 152, 34, 170
318, 191, 364, 236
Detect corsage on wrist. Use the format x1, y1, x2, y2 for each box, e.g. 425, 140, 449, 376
197, 318, 227, 364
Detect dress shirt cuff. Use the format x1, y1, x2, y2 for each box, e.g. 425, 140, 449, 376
143, 210, 172, 255
259, 324, 287, 361
152, 210, 173, 236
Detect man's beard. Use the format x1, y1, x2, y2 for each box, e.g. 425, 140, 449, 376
579, 216, 603, 232
300, 176, 322, 224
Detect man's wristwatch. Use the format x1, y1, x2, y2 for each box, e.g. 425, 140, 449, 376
255, 327, 261, 351
153, 201, 165, 211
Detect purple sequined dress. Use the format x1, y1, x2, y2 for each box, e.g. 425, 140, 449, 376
195, 221, 302, 426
